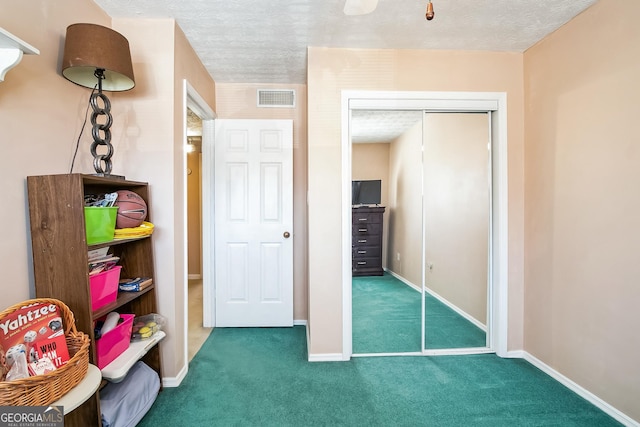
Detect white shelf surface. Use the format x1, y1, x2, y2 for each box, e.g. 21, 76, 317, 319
101, 331, 166, 383
0, 27, 39, 82
53, 364, 101, 414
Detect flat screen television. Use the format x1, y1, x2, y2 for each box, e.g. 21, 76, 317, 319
352, 180, 381, 206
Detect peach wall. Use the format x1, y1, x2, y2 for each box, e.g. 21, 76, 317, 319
1, 1, 111, 308
352, 143, 390, 203
387, 122, 423, 284
109, 18, 215, 380
377, 114, 490, 326
352, 143, 390, 268
172, 21, 215, 378
424, 113, 489, 324
523, 0, 640, 421
307, 47, 524, 355
214, 83, 308, 321
0, 3, 215, 382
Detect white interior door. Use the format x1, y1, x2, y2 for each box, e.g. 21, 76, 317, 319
214, 119, 293, 327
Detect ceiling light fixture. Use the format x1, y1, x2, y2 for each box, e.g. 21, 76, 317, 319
343, 0, 378, 16
186, 137, 197, 153
62, 23, 135, 178
425, 0, 435, 20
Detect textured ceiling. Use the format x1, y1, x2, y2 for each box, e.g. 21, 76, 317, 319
98, 0, 597, 143
352, 110, 423, 144
94, 0, 598, 85
188, 105, 422, 144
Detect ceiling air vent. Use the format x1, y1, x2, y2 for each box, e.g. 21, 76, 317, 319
257, 89, 296, 108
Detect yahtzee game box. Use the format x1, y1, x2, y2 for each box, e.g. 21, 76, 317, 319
0, 301, 70, 380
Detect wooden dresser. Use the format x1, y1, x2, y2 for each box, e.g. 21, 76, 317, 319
352, 206, 385, 276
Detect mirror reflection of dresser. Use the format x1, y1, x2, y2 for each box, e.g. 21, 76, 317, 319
352, 206, 385, 277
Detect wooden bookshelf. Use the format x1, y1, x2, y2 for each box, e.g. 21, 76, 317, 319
27, 174, 162, 426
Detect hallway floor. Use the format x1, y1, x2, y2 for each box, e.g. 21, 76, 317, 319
188, 279, 213, 361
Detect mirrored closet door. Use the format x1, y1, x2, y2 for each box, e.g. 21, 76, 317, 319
422, 112, 490, 352
351, 109, 493, 356
351, 110, 424, 354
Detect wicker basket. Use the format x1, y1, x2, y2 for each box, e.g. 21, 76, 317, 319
0, 298, 90, 406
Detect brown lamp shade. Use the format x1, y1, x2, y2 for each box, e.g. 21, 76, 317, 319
62, 23, 135, 92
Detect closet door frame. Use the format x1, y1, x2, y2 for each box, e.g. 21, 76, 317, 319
340, 90, 509, 360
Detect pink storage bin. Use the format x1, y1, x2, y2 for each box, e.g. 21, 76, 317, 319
95, 313, 134, 369
90, 266, 122, 311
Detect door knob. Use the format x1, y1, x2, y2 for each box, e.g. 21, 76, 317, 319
283, 231, 291, 238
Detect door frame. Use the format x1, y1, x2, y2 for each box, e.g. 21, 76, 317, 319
341, 90, 509, 360
183, 80, 216, 373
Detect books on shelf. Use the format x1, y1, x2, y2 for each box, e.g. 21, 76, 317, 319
88, 247, 109, 261
88, 247, 120, 276
119, 277, 153, 292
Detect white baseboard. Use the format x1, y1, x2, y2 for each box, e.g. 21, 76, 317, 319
385, 269, 486, 331
521, 351, 638, 427
305, 323, 311, 360
305, 322, 345, 362
294, 319, 307, 326
385, 269, 421, 292
308, 353, 345, 362
162, 363, 188, 388
505, 349, 526, 358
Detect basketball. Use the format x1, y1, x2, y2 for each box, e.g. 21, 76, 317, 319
114, 190, 147, 229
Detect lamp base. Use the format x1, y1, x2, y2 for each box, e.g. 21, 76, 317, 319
92, 173, 126, 180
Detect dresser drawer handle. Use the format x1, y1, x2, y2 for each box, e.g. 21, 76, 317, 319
357, 250, 366, 254
358, 218, 367, 221
357, 261, 367, 265
358, 228, 367, 232
358, 239, 367, 243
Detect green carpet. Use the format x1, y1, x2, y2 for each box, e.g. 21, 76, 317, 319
352, 273, 486, 353
423, 285, 487, 350
139, 326, 621, 426
353, 273, 422, 353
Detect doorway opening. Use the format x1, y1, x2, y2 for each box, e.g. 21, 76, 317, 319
185, 109, 211, 361
183, 81, 216, 367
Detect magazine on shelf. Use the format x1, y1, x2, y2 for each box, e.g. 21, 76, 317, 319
88, 247, 120, 276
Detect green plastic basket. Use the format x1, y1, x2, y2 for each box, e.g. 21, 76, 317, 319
84, 207, 118, 245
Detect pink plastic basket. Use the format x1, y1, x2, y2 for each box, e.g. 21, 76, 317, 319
95, 313, 134, 369
90, 266, 122, 311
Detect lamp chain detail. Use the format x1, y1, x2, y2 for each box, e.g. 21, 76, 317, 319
89, 68, 114, 175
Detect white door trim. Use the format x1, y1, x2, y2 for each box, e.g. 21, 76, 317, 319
201, 118, 216, 328
341, 90, 509, 360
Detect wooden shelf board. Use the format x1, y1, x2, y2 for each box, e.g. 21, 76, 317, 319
88, 235, 151, 250
92, 285, 156, 319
